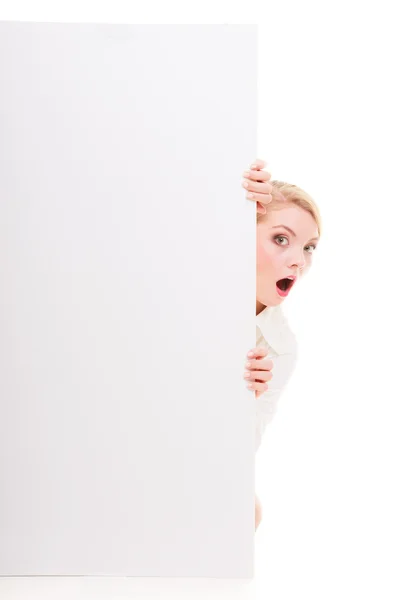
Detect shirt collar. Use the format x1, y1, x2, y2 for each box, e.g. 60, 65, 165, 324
256, 304, 297, 355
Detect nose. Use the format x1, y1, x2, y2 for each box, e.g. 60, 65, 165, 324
290, 250, 307, 272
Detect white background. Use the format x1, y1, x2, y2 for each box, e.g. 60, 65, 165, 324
1, 1, 399, 599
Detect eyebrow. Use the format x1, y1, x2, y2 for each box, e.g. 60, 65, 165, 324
271, 225, 319, 243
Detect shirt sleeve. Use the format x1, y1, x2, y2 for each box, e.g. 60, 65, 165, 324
255, 346, 299, 452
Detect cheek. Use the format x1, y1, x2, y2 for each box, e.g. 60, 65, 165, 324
256, 239, 273, 269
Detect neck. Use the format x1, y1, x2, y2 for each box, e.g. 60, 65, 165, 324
256, 300, 266, 316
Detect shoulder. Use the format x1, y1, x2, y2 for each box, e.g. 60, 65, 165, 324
257, 304, 298, 357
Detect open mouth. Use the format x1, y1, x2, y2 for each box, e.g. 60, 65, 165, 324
276, 278, 295, 295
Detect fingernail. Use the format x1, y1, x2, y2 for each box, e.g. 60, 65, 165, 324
243, 182, 249, 188
244, 372, 250, 379
246, 193, 254, 198
243, 171, 250, 177
250, 164, 257, 169
246, 362, 251, 368
248, 351, 254, 357
247, 383, 253, 389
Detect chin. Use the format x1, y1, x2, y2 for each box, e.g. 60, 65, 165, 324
269, 297, 284, 306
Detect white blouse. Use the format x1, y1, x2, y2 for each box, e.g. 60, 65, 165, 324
255, 304, 299, 452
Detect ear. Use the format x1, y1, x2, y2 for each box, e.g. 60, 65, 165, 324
256, 202, 267, 215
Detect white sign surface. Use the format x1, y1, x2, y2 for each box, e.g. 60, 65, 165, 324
0, 22, 257, 578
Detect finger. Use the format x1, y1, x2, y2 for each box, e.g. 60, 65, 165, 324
257, 202, 267, 215
244, 370, 273, 383
245, 357, 274, 371
242, 179, 273, 195
243, 168, 272, 183
250, 158, 266, 170
247, 347, 268, 359
246, 192, 273, 205
246, 381, 268, 393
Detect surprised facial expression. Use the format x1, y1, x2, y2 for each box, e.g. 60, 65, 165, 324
256, 204, 319, 311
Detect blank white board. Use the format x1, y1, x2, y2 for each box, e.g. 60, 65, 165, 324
0, 22, 257, 578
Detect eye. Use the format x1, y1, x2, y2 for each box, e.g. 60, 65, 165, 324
305, 244, 317, 254
274, 235, 289, 245
275, 235, 317, 254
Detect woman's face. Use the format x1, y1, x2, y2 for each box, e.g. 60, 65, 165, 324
256, 203, 319, 313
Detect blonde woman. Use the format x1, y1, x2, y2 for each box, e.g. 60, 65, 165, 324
242, 158, 322, 531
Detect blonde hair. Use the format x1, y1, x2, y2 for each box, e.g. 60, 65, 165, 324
257, 180, 322, 238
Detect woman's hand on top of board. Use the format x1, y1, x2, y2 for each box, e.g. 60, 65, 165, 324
242, 158, 273, 215
244, 347, 274, 399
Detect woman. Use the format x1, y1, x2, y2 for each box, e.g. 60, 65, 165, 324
242, 158, 322, 531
